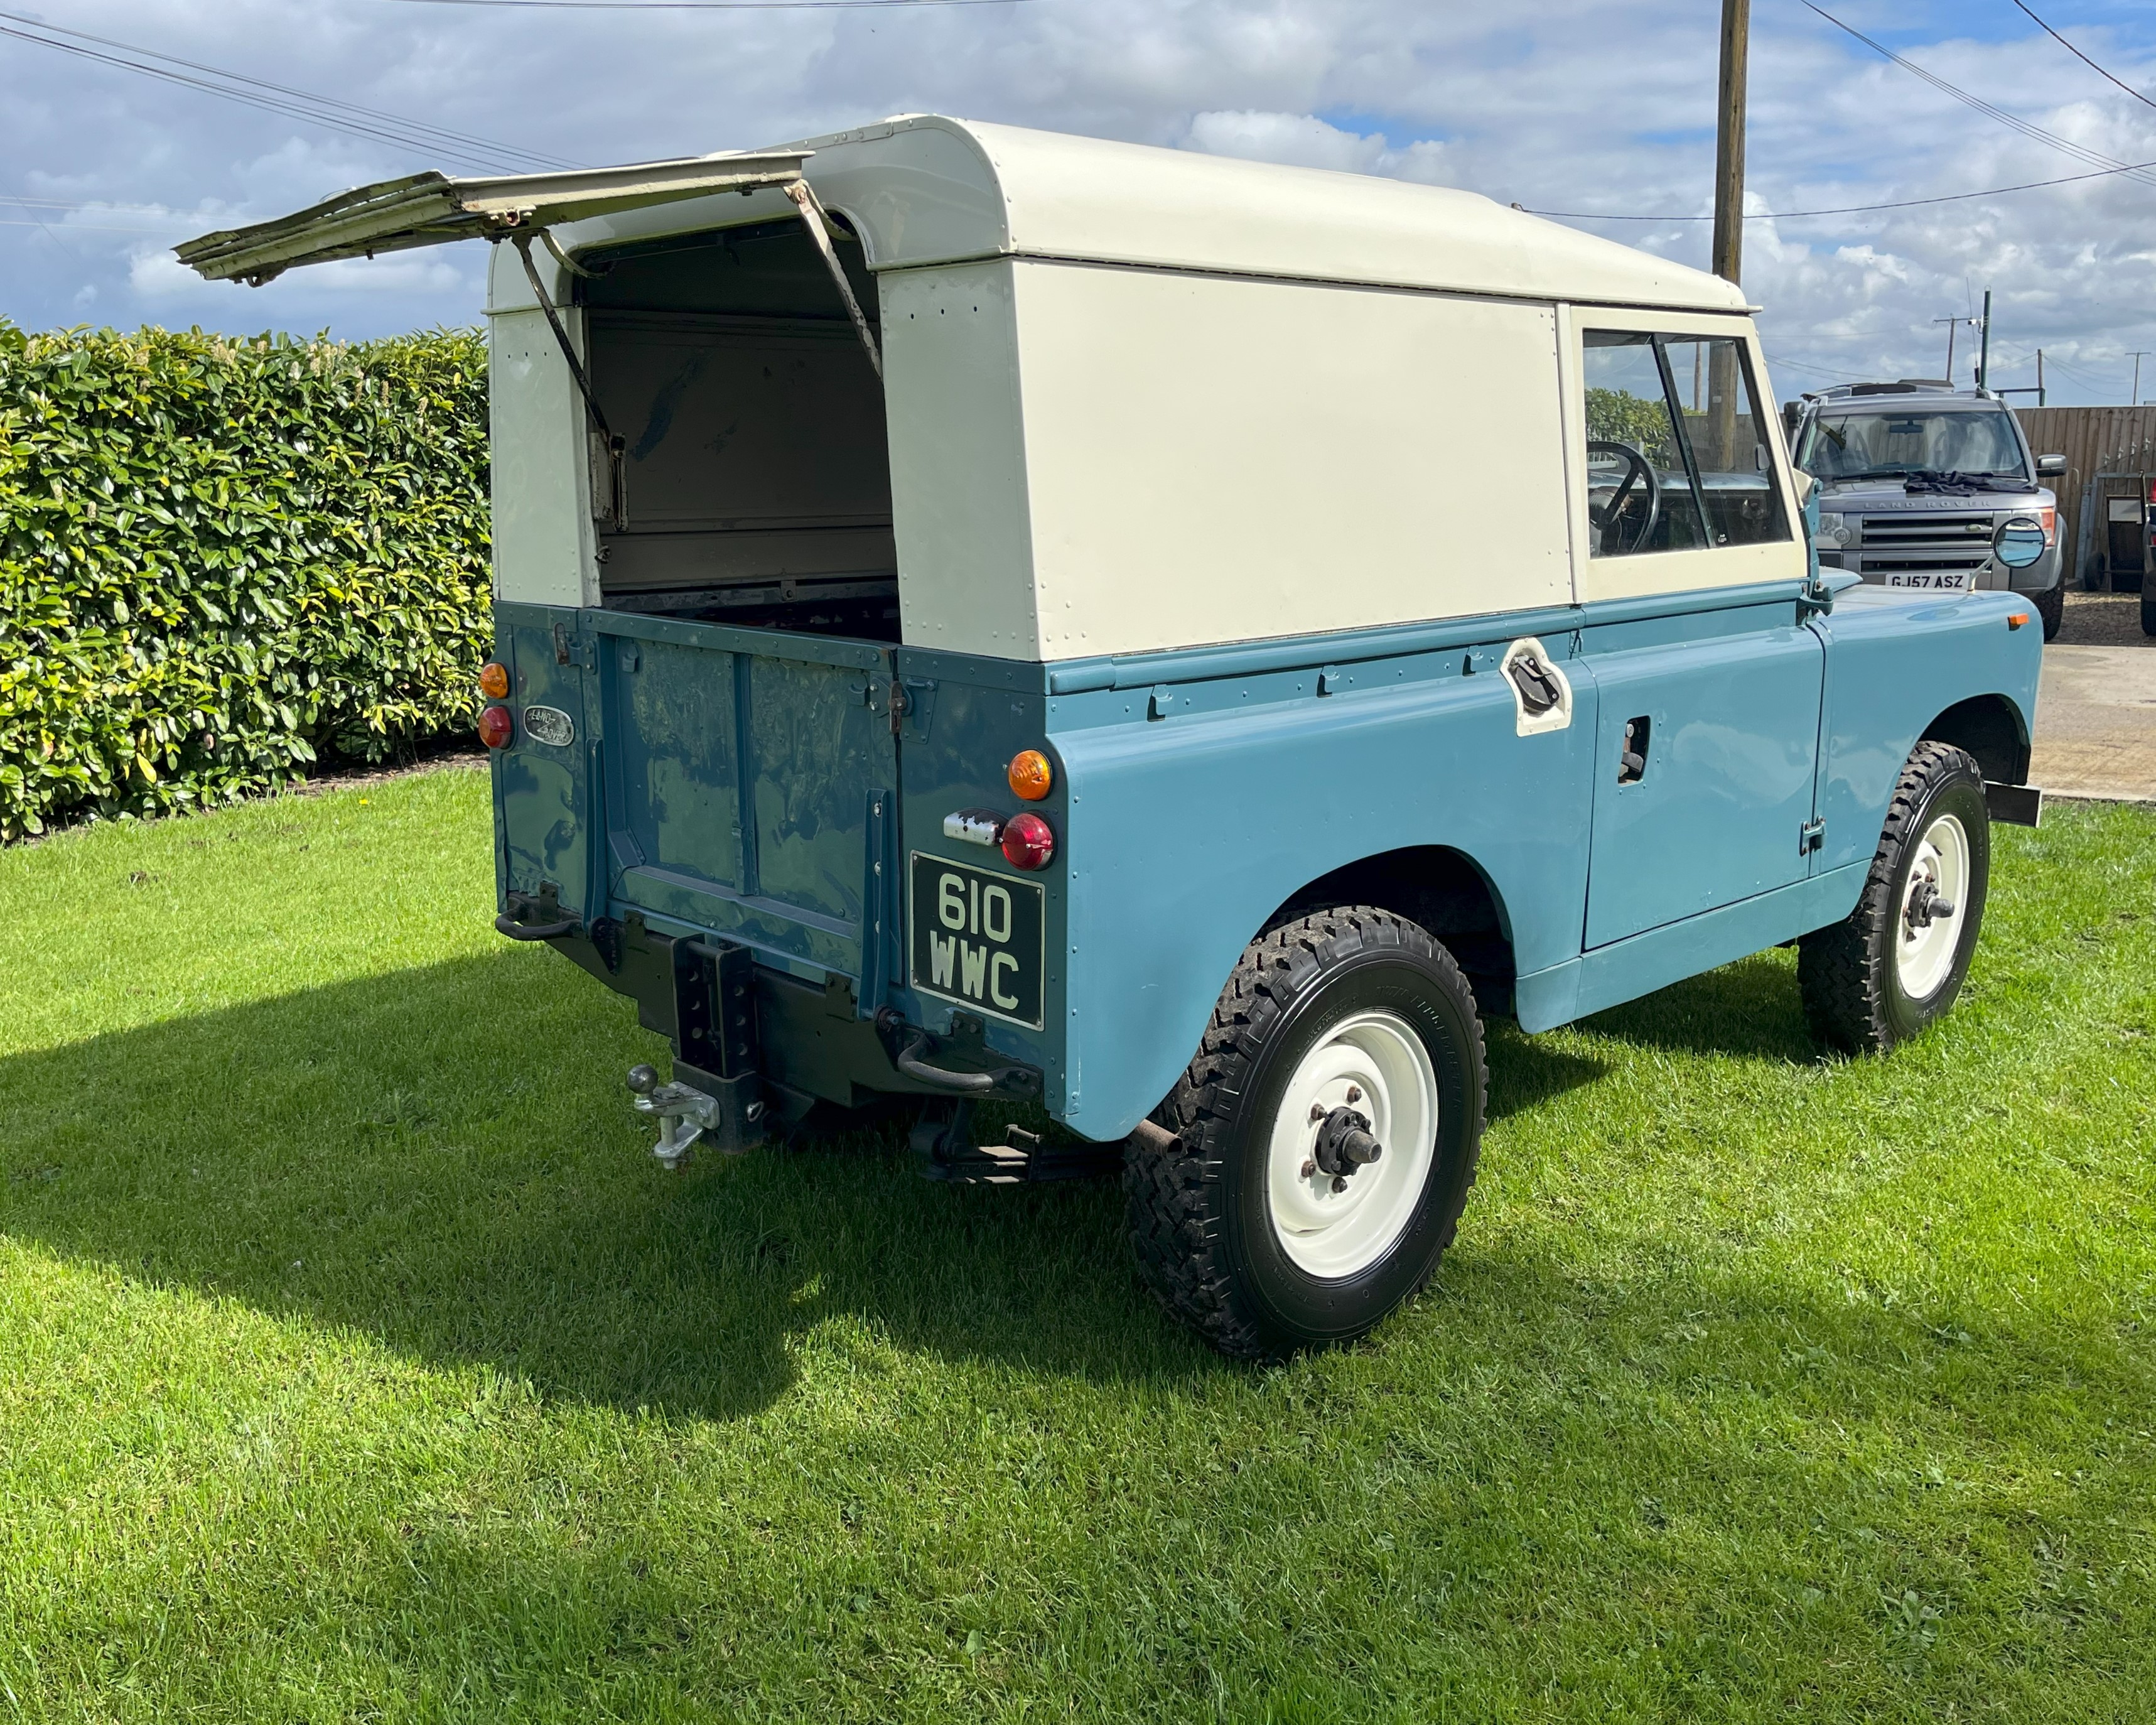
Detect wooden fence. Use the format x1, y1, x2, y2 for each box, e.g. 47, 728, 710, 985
2014, 406, 2156, 583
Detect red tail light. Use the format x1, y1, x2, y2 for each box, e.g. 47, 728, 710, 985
1001, 811, 1055, 870
478, 705, 514, 749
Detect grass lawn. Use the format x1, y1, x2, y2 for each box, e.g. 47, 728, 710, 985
1, 765, 2152, 1722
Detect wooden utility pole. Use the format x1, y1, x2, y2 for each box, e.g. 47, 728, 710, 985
1711, 0, 1750, 286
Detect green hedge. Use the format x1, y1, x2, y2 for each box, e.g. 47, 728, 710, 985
0, 320, 490, 841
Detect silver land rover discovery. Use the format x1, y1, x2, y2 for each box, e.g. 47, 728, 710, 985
1787, 382, 2068, 640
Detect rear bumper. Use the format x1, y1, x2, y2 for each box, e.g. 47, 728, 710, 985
517, 902, 1044, 1118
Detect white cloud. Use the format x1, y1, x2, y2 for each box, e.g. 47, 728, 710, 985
1182, 110, 1453, 183
0, 1, 2151, 399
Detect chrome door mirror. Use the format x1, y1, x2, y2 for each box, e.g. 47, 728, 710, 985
1994, 516, 2048, 569
2036, 453, 2067, 477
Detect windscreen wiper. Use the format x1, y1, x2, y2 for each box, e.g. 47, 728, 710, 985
1903, 470, 2009, 494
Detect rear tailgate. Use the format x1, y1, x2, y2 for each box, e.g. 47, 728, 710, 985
591, 611, 901, 988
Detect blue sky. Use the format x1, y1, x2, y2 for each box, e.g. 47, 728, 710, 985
2, 0, 2153, 406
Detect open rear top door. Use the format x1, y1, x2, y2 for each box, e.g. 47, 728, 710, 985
175, 152, 812, 284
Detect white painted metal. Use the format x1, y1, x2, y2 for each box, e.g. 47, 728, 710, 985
489, 306, 598, 607
879, 261, 1041, 656
1012, 262, 1572, 657
1264, 1010, 1439, 1280
1556, 301, 1808, 607
1896, 813, 1970, 999
194, 112, 1784, 641
175, 154, 811, 284
544, 116, 1751, 314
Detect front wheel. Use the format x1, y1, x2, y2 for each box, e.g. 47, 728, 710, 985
2033, 577, 2064, 642
1124, 907, 1487, 1360
1799, 742, 1991, 1054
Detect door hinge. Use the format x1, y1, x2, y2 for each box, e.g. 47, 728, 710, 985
1801, 818, 1826, 854
890, 677, 935, 739
552, 620, 595, 670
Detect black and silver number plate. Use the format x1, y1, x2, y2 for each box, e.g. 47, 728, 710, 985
909, 853, 1044, 1029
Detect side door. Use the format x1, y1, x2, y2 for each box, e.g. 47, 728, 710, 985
1563, 311, 1821, 948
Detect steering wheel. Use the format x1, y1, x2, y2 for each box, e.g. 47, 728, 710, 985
1587, 440, 1662, 555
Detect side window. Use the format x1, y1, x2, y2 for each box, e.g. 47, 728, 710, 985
1582, 331, 1790, 559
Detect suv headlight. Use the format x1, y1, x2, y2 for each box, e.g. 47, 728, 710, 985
1813, 511, 1853, 549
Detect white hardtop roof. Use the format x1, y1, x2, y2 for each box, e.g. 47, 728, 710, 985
175, 112, 1750, 317
536, 115, 1751, 315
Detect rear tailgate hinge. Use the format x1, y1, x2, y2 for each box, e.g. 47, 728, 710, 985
552, 620, 595, 669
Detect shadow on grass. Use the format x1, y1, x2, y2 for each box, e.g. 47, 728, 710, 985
0, 942, 1814, 1424
1576, 948, 1819, 1064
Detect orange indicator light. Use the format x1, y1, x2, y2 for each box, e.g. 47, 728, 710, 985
1008, 749, 1054, 801
478, 661, 511, 698
2007, 613, 2029, 630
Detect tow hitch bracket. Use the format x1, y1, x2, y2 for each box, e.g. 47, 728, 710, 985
626, 1063, 765, 1170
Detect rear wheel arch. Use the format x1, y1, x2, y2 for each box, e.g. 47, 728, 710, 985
1264, 845, 1516, 1014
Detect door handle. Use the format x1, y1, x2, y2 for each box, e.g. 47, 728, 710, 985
1618, 715, 1651, 784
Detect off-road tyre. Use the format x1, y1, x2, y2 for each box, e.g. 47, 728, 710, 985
1123, 907, 1487, 1361
1798, 742, 1990, 1055
2033, 578, 2064, 642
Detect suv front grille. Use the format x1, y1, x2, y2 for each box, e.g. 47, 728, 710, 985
1857, 512, 1997, 576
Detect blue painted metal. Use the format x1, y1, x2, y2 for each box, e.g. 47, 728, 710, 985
1046, 629, 1599, 1138
492, 571, 2040, 1147
493, 604, 595, 917
1813, 583, 2040, 876
1577, 598, 1824, 946
1043, 576, 1811, 696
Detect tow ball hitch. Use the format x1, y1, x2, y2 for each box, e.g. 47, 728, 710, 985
625, 1064, 763, 1171
1303, 1103, 1383, 1194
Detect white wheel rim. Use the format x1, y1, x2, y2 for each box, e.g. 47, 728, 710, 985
1895, 813, 1970, 999
1264, 1010, 1439, 1280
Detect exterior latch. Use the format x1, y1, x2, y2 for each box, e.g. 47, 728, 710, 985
1801, 818, 1826, 854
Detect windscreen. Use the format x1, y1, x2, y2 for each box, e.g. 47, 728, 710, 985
1796, 408, 2028, 483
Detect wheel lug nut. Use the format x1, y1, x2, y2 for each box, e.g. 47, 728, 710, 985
1308, 1103, 1326, 1123
1345, 1085, 1361, 1104
1300, 1159, 1317, 1179
1331, 1175, 1349, 1194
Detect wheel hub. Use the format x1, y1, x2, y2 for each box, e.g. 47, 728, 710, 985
1310, 1104, 1383, 1187
1903, 874, 1956, 932
1264, 1011, 1439, 1279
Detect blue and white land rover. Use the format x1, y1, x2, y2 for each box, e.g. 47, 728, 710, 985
183, 117, 2046, 1360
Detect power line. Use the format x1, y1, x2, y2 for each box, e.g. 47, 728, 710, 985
382, 0, 1025, 8
2008, 0, 2156, 116
1802, 2, 2156, 190
1525, 154, 2156, 221
1760, 349, 1885, 382
0, 10, 572, 175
